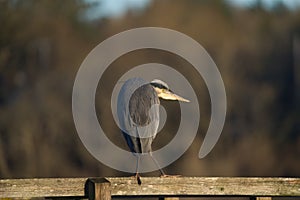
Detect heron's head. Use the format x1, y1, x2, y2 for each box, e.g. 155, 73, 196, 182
150, 79, 190, 102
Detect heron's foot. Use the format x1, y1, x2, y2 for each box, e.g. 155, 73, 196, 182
160, 174, 181, 178
135, 173, 142, 185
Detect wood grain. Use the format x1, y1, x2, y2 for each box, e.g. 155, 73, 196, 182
87, 178, 111, 200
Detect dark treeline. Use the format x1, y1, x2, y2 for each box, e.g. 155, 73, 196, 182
0, 0, 299, 178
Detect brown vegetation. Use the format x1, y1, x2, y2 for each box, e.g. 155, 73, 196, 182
0, 0, 299, 178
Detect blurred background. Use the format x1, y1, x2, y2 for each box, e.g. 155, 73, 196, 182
0, 0, 299, 179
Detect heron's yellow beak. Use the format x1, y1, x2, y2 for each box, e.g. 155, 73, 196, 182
154, 88, 190, 102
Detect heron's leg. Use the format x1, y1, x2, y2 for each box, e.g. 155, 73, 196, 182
135, 155, 142, 185
149, 153, 166, 176
149, 153, 180, 178
135, 154, 140, 173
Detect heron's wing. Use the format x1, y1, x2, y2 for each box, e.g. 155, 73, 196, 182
129, 84, 159, 127
122, 130, 155, 154
128, 84, 160, 153
121, 131, 141, 153
117, 78, 160, 154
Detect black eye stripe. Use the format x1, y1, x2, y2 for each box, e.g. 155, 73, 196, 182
150, 83, 169, 90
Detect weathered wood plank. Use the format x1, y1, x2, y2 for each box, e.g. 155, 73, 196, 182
159, 197, 179, 200
0, 177, 299, 198
0, 178, 86, 198
250, 197, 272, 200
107, 177, 300, 197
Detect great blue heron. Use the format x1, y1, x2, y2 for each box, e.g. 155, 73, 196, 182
117, 77, 189, 184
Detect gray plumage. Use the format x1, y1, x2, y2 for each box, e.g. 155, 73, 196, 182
117, 77, 189, 184
117, 78, 159, 154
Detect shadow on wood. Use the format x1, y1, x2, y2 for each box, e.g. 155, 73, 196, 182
85, 178, 111, 200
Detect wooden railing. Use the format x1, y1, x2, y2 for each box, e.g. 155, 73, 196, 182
0, 177, 300, 199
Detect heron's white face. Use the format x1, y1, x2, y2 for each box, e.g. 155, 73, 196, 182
151, 80, 190, 102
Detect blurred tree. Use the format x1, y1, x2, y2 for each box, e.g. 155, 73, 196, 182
0, 0, 299, 178
0, 0, 103, 178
